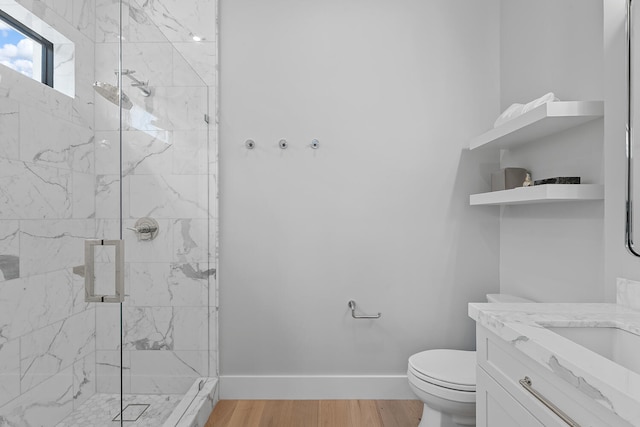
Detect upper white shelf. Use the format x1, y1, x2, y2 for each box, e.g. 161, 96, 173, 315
469, 101, 604, 151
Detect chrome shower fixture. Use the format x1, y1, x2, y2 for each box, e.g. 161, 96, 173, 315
93, 81, 134, 110
116, 69, 151, 97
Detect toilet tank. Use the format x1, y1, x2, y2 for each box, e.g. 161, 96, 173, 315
486, 293, 534, 303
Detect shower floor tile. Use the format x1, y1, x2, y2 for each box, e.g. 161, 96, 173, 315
56, 393, 182, 427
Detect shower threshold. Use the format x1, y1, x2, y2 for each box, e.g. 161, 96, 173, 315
56, 393, 182, 426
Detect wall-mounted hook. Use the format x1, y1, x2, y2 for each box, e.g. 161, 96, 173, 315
310, 139, 320, 149
245, 139, 256, 150
279, 139, 288, 149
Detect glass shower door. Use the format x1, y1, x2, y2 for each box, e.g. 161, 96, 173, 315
103, 0, 214, 424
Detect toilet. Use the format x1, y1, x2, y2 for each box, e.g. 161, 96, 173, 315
407, 294, 533, 427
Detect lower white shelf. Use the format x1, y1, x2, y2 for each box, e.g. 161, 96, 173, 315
470, 184, 604, 206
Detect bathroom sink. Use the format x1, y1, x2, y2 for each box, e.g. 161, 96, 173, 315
546, 326, 640, 375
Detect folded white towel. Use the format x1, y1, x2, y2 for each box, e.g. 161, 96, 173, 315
494, 92, 560, 128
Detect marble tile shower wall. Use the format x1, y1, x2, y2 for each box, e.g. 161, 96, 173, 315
93, 0, 217, 396
0, 1, 98, 426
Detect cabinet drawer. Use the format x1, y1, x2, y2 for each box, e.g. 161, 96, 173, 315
477, 367, 546, 427
477, 326, 630, 427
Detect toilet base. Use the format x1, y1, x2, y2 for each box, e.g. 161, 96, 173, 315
419, 403, 475, 427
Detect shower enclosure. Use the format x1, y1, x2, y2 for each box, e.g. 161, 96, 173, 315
0, 0, 218, 425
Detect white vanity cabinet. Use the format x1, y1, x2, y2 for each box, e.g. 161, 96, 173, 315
476, 326, 631, 427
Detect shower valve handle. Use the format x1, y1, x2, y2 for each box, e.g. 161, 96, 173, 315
127, 217, 160, 241
127, 224, 157, 234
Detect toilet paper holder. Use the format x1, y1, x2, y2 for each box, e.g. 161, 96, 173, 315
348, 300, 381, 319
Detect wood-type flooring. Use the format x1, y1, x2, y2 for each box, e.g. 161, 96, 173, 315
205, 400, 423, 427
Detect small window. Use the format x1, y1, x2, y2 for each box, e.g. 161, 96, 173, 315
0, 9, 53, 87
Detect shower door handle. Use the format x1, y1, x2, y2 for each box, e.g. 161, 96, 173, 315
84, 239, 125, 303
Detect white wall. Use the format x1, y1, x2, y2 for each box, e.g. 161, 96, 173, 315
219, 0, 500, 398
498, 0, 606, 302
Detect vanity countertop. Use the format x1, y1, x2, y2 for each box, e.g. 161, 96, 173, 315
469, 302, 640, 425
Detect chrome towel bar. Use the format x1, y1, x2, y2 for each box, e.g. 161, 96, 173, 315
348, 300, 381, 319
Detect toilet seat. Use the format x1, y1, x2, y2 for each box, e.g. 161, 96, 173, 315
408, 368, 476, 404
408, 349, 476, 392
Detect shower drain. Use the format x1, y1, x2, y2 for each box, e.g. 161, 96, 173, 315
112, 404, 150, 422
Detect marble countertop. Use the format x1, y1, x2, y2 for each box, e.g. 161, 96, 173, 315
469, 302, 640, 425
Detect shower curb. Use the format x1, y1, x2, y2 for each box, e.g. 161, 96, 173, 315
163, 377, 218, 427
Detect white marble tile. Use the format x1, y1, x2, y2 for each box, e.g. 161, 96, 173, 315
0, 158, 72, 220
20, 219, 95, 276
96, 85, 207, 133
72, 0, 95, 40
93, 252, 118, 298
122, 218, 172, 261
173, 218, 209, 263
0, 338, 20, 407
172, 130, 208, 175
70, 37, 95, 129
43, 0, 73, 23
72, 172, 96, 219
193, 381, 218, 427
96, 129, 177, 176
130, 351, 208, 394
102, 306, 191, 352
95, 42, 174, 89
209, 307, 217, 378
123, 307, 174, 350
70, 266, 91, 315
94, 219, 120, 241
95, 305, 120, 351
94, 131, 119, 175
58, 392, 182, 426
209, 173, 218, 263
129, 175, 209, 219
53, 42, 75, 98
95, 350, 131, 394
122, 43, 174, 87
95, 174, 130, 219
0, 220, 20, 281
208, 272, 217, 310
617, 277, 640, 311
173, 307, 208, 351
20, 104, 94, 173
127, 262, 208, 307
162, 378, 218, 427
72, 352, 96, 410
172, 41, 216, 86
150, 86, 208, 131
0, 66, 73, 121
0, 269, 78, 342
95, 0, 124, 43
127, 2, 170, 43
132, 0, 215, 43
172, 47, 206, 87
20, 309, 95, 392
122, 130, 173, 176
0, 97, 20, 161
0, 365, 74, 427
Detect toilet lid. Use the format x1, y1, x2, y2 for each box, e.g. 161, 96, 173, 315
408, 349, 476, 392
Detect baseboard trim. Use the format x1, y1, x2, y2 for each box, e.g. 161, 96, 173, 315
219, 375, 414, 400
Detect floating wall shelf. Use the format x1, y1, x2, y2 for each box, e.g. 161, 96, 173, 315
469, 101, 604, 151
469, 184, 604, 206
